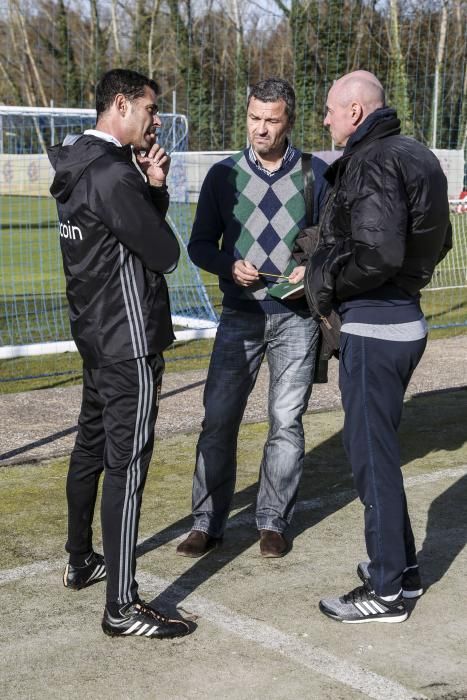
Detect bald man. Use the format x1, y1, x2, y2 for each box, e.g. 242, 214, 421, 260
305, 70, 452, 623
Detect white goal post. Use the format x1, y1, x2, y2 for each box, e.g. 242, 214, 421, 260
0, 106, 219, 361
0, 106, 466, 361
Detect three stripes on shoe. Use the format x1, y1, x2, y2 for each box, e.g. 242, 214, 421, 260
122, 620, 161, 637
84, 563, 106, 585
353, 598, 395, 617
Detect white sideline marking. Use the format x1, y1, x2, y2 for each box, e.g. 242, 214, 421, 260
225, 464, 467, 528
134, 464, 467, 552
405, 466, 467, 486
0, 559, 63, 585
2, 465, 465, 586
2, 466, 464, 696
0, 556, 425, 699
296, 465, 467, 514
137, 571, 425, 700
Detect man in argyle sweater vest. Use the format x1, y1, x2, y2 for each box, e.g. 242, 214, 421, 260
177, 78, 328, 558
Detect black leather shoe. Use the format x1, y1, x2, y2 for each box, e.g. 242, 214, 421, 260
259, 530, 289, 558
63, 552, 106, 590
102, 600, 191, 638
176, 531, 222, 558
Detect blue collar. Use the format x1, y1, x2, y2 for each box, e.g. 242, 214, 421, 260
248, 141, 296, 177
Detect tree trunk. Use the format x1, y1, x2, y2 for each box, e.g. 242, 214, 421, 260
10, 0, 48, 107
388, 0, 413, 135
454, 0, 467, 150
431, 1, 448, 148
148, 0, 162, 77
229, 0, 248, 149
111, 0, 122, 65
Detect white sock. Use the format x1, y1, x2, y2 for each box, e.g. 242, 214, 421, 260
379, 589, 402, 602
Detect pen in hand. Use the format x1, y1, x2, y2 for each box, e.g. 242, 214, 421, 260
257, 271, 289, 280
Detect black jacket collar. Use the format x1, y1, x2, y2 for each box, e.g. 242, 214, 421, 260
325, 107, 401, 184
344, 107, 400, 155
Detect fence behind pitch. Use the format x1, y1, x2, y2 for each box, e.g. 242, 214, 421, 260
0, 107, 218, 371
0, 107, 466, 384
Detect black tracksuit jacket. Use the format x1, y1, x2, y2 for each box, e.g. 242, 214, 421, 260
48, 135, 180, 368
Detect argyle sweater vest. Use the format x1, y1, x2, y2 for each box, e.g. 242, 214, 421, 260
228, 150, 305, 298
188, 147, 329, 314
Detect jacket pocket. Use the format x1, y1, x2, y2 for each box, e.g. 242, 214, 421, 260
339, 332, 352, 378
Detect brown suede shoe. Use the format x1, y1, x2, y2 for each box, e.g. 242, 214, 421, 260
176, 531, 222, 558
259, 530, 289, 558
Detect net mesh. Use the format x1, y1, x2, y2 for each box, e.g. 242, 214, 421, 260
0, 0, 466, 386
0, 108, 217, 356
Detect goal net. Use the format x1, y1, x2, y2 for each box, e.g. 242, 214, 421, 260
0, 106, 218, 361
0, 107, 466, 369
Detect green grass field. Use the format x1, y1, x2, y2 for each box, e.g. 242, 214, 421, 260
0, 196, 219, 345
1, 389, 467, 698
3, 390, 466, 568
1, 193, 466, 390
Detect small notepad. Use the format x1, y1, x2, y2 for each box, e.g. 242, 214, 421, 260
266, 280, 305, 300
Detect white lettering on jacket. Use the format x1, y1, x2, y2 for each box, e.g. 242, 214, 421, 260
59, 220, 83, 241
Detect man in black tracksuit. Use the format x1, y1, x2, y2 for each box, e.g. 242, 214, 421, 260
48, 69, 190, 639
306, 71, 452, 624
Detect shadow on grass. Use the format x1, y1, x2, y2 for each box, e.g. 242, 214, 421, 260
417, 473, 467, 592
141, 387, 467, 611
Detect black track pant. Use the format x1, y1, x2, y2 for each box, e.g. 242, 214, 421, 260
339, 333, 427, 597
66, 354, 164, 605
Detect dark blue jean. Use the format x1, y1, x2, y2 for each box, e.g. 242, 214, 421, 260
339, 332, 427, 596
191, 307, 319, 536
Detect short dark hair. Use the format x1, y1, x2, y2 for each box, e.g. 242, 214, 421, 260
247, 78, 296, 124
95, 69, 159, 118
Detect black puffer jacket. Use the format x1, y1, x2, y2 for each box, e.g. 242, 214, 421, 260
306, 108, 452, 317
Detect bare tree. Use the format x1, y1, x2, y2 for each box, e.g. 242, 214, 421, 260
110, 0, 122, 64
0, 0, 465, 155
453, 0, 467, 150
387, 0, 413, 134
9, 0, 48, 106
87, 0, 111, 100
431, 0, 448, 148
147, 0, 162, 77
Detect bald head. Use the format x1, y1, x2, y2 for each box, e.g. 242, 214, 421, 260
324, 70, 385, 147
332, 71, 385, 111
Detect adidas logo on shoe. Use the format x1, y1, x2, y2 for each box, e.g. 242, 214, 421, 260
102, 600, 191, 639
319, 581, 408, 624
63, 552, 106, 590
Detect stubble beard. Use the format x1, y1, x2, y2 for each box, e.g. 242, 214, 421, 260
254, 144, 271, 157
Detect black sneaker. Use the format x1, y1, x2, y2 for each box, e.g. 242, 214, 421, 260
357, 561, 423, 599
319, 582, 408, 623
63, 552, 106, 590
102, 600, 191, 639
